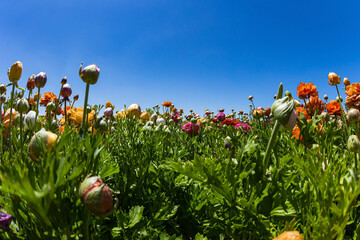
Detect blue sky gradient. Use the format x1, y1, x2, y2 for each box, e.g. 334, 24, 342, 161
0, 0, 359, 114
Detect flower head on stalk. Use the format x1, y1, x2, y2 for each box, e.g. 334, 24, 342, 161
296, 82, 318, 99
271, 94, 297, 130
328, 72, 341, 86
79, 63, 100, 85
326, 100, 341, 116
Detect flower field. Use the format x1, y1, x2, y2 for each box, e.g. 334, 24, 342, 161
1, 61, 360, 240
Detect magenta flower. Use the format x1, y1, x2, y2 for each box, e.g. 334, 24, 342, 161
235, 122, 252, 132
181, 122, 200, 136
216, 112, 226, 121
171, 113, 179, 123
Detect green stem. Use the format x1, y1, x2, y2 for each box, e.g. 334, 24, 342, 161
335, 85, 349, 137
263, 121, 281, 175
355, 152, 358, 179
84, 208, 90, 240
64, 100, 67, 125
35, 87, 41, 129
8, 83, 15, 158
82, 83, 90, 133
20, 112, 23, 156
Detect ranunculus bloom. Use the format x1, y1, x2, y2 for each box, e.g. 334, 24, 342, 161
223, 118, 240, 126
235, 122, 252, 132
216, 112, 226, 121
264, 107, 271, 117
171, 113, 180, 123
162, 101, 172, 107
62, 106, 74, 116
292, 124, 303, 141
181, 122, 200, 136
345, 83, 360, 109
328, 72, 341, 86
326, 100, 341, 116
307, 95, 324, 115
40, 92, 58, 106
296, 82, 318, 99
296, 107, 310, 120
67, 107, 95, 126
273, 231, 303, 240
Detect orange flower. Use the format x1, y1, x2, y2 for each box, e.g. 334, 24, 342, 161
273, 231, 303, 240
345, 83, 360, 109
292, 125, 303, 141
162, 101, 172, 107
40, 92, 58, 106
326, 100, 341, 116
307, 95, 324, 115
328, 72, 341, 86
296, 82, 318, 99
296, 107, 310, 120
62, 105, 74, 116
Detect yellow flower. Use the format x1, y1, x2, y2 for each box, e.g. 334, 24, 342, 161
68, 107, 95, 126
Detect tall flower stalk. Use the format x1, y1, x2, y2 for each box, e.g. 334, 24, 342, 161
79, 63, 100, 134
34, 72, 47, 129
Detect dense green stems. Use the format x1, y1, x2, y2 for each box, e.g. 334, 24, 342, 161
8, 83, 16, 158
82, 83, 90, 133
20, 112, 23, 153
335, 84, 350, 137
64, 101, 67, 125
55, 86, 63, 120
35, 87, 41, 129
27, 90, 31, 105
355, 152, 358, 179
263, 121, 281, 175
83, 208, 90, 240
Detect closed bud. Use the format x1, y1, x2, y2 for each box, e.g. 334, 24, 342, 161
271, 96, 297, 130
103, 107, 113, 117
126, 103, 141, 118
27, 75, 35, 90
248, 95, 253, 100
35, 72, 47, 88
28, 128, 59, 161
79, 175, 114, 216
347, 108, 360, 124
94, 118, 108, 132
60, 83, 72, 98
336, 95, 343, 102
8, 61, 23, 83
156, 117, 165, 125
0, 84, 6, 94
61, 76, 67, 85
324, 94, 328, 101
46, 100, 56, 112
328, 72, 341, 86
79, 63, 100, 85
24, 111, 36, 130
17, 99, 30, 113
73, 94, 79, 102
348, 135, 360, 152
343, 77, 350, 86
34, 92, 40, 101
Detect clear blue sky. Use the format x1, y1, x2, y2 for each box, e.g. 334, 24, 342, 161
0, 0, 359, 115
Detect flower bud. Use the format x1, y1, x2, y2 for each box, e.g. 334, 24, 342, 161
271, 96, 297, 130
320, 111, 329, 122
0, 84, 6, 95
343, 77, 350, 86
273, 231, 303, 240
126, 104, 141, 118
73, 94, 79, 102
253, 109, 263, 119
248, 96, 253, 100
79, 63, 100, 85
61, 76, 67, 85
35, 72, 47, 88
28, 128, 59, 161
348, 135, 360, 152
8, 61, 23, 82
150, 114, 157, 122
324, 94, 328, 101
46, 100, 56, 112
94, 118, 108, 132
60, 83, 72, 98
347, 108, 360, 124
17, 98, 30, 113
191, 118, 198, 124
156, 117, 165, 125
34, 92, 40, 101
103, 107, 113, 117
0, 210, 12, 232
27, 75, 35, 90
24, 111, 36, 130
140, 111, 150, 122
336, 95, 343, 102
79, 175, 114, 216
328, 72, 341, 86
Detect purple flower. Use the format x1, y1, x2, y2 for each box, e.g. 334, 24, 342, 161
235, 123, 252, 132
35, 72, 47, 88
181, 122, 200, 136
0, 211, 12, 232
61, 83, 72, 98
216, 112, 226, 121
104, 107, 113, 117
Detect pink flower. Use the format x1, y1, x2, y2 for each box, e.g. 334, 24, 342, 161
235, 123, 252, 132
171, 113, 179, 123
216, 112, 226, 121
181, 122, 200, 136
